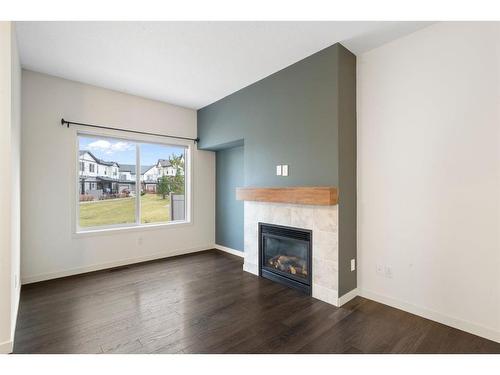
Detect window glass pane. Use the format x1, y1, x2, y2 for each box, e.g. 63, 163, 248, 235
78, 135, 136, 228
139, 143, 186, 224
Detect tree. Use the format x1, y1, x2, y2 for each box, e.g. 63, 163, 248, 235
156, 154, 185, 200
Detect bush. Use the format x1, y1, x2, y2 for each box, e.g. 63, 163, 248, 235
79, 194, 94, 202
140, 191, 146, 196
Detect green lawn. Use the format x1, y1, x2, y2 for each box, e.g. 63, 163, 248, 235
140, 194, 170, 224
79, 194, 170, 228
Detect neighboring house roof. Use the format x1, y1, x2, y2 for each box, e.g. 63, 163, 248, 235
79, 150, 119, 167
157, 154, 184, 168
79, 150, 98, 163
119, 164, 154, 175
141, 165, 155, 174
156, 159, 172, 168
80, 150, 181, 174
98, 160, 119, 167
142, 165, 156, 174
118, 164, 134, 173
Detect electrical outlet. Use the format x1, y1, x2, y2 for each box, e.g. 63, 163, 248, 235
384, 266, 393, 279
282, 165, 289, 176
350, 259, 356, 271
276, 165, 282, 176
376, 264, 383, 275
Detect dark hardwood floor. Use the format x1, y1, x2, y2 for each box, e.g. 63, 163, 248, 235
13, 250, 500, 354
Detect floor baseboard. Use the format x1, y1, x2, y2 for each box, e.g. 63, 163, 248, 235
312, 284, 339, 306
359, 288, 500, 344
0, 340, 13, 354
243, 262, 258, 275
214, 244, 244, 257
10, 287, 20, 351
338, 288, 358, 307
22, 245, 212, 285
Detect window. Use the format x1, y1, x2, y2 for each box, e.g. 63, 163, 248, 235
77, 134, 189, 231
80, 161, 84, 171
140, 143, 186, 224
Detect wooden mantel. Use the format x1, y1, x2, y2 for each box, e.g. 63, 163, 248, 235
236, 186, 338, 206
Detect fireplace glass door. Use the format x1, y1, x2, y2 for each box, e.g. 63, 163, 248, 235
262, 235, 309, 282
259, 223, 312, 294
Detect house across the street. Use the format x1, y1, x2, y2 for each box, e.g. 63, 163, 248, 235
79, 151, 181, 197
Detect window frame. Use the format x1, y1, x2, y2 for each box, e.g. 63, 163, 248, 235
74, 129, 192, 235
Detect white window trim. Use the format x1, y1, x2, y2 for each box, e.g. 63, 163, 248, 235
73, 128, 193, 236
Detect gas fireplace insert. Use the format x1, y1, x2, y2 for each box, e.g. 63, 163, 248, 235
258, 222, 312, 295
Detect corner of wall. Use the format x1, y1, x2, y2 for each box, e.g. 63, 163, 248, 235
337, 42, 357, 297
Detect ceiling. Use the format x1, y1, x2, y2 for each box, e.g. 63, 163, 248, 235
15, 21, 433, 109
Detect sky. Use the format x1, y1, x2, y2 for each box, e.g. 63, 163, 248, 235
79, 135, 185, 166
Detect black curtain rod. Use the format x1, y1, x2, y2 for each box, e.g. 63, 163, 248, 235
61, 118, 200, 143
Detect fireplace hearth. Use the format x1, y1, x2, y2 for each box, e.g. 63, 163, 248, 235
259, 222, 312, 295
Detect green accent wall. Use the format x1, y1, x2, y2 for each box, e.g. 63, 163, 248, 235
198, 43, 357, 296
198, 44, 343, 187
216, 145, 244, 251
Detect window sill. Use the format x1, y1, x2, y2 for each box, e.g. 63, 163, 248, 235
73, 220, 192, 238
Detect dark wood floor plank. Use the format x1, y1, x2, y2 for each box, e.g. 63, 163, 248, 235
13, 250, 500, 354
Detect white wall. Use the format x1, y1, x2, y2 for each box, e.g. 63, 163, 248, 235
358, 22, 500, 343
10, 22, 21, 347
0, 21, 21, 354
21, 70, 215, 283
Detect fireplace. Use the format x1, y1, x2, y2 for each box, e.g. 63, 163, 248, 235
259, 222, 312, 295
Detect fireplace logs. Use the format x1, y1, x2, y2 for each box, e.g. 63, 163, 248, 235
268, 255, 308, 277
259, 223, 312, 295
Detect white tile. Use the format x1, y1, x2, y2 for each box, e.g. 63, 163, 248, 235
269, 204, 292, 226
290, 206, 314, 229
312, 258, 338, 290
313, 206, 338, 232
312, 283, 339, 306
313, 230, 338, 261
244, 201, 340, 306
256, 202, 272, 223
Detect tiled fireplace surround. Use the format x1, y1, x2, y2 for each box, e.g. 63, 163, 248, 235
243, 201, 339, 306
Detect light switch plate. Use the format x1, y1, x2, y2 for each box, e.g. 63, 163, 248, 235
282, 165, 288, 176
276, 165, 282, 176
